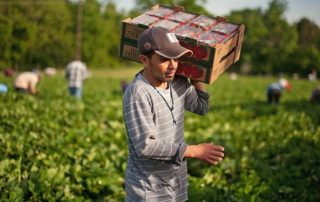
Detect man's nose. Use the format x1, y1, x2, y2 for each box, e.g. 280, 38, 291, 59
169, 59, 178, 68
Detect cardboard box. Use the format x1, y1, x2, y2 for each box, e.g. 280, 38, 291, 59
177, 22, 245, 83
119, 40, 139, 63
120, 5, 184, 43
119, 4, 245, 84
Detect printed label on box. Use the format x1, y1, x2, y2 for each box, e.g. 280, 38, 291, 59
123, 44, 139, 62
124, 23, 146, 41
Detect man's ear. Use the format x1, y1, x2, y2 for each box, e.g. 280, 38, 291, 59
139, 55, 149, 67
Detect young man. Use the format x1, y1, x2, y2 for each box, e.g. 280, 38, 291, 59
65, 59, 88, 98
123, 27, 225, 201
14, 71, 41, 95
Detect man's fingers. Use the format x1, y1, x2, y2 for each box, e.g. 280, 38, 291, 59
211, 151, 224, 158
204, 157, 216, 165
207, 154, 223, 162
197, 143, 225, 165
205, 157, 220, 165
211, 145, 224, 152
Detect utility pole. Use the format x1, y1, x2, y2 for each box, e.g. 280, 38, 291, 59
76, 0, 83, 60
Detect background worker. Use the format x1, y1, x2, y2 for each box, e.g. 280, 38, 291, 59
310, 86, 320, 103
65, 59, 88, 98
14, 70, 41, 95
267, 78, 292, 104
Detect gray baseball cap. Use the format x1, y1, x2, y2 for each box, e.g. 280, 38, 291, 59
138, 26, 193, 59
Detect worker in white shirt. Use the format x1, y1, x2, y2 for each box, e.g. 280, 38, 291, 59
14, 71, 41, 95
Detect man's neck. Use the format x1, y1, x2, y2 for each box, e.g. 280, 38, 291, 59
142, 71, 168, 89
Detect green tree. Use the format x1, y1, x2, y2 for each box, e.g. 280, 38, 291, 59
288, 18, 320, 75
0, 3, 36, 70
0, 6, 13, 68
0, 0, 74, 70
101, 2, 125, 67
70, 0, 124, 68
287, 47, 320, 75
25, 1, 74, 68
228, 8, 269, 74
262, 0, 298, 74
78, 0, 107, 67
229, 0, 298, 74
134, 0, 209, 15
296, 17, 320, 49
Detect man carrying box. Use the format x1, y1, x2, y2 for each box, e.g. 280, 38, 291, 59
123, 26, 225, 201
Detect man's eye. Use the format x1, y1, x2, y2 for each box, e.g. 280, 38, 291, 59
159, 57, 170, 62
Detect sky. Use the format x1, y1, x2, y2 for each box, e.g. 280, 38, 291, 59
112, 0, 320, 25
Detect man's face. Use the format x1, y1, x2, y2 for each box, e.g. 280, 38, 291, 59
145, 53, 179, 83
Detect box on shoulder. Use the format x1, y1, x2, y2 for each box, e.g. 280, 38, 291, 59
119, 4, 245, 84
177, 23, 245, 83
119, 40, 139, 63
121, 5, 184, 43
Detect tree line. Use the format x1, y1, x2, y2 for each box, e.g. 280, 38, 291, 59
0, 0, 319, 75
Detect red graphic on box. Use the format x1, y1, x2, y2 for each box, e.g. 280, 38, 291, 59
180, 42, 208, 60
174, 25, 202, 39
198, 31, 227, 47
190, 15, 218, 30
177, 63, 205, 80
211, 22, 238, 36
168, 12, 196, 23
193, 46, 208, 59
151, 20, 180, 31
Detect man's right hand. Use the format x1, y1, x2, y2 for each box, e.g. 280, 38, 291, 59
184, 143, 224, 165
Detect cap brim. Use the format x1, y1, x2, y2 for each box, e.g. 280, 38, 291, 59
155, 44, 193, 59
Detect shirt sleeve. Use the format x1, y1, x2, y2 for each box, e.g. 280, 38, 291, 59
184, 81, 210, 115
124, 89, 187, 165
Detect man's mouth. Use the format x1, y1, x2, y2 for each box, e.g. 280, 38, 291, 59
166, 71, 175, 77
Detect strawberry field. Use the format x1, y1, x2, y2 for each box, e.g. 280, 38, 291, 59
1, 70, 319, 201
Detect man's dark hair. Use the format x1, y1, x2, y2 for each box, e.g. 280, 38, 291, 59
143, 52, 155, 59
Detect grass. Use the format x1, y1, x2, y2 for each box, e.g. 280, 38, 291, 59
0, 69, 320, 201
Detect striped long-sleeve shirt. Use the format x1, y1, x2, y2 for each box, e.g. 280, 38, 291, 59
123, 73, 209, 202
